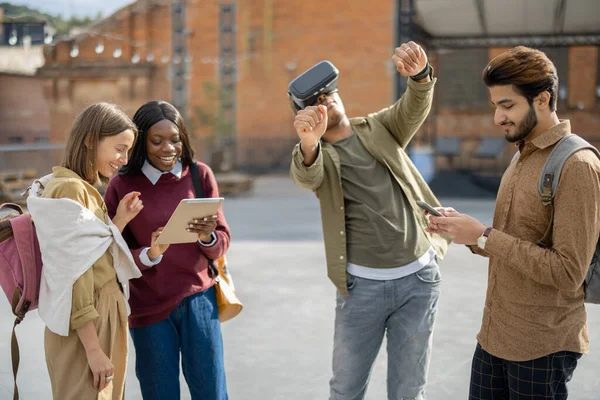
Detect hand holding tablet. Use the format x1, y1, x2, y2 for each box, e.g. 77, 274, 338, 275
156, 198, 224, 245
187, 215, 218, 242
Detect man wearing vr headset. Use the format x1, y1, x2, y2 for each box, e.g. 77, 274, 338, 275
289, 42, 449, 400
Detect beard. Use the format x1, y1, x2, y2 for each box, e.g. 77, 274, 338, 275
326, 103, 347, 129
504, 104, 538, 143
327, 112, 343, 128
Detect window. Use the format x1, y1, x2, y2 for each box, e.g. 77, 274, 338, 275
438, 49, 489, 109
537, 47, 569, 103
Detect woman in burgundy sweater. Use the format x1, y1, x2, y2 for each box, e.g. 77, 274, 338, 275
104, 100, 231, 400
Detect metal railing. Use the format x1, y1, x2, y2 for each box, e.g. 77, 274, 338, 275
0, 143, 65, 176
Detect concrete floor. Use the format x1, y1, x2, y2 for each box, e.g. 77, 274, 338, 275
1, 176, 598, 399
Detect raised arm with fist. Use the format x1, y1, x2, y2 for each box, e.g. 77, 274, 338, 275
293, 104, 328, 166
392, 41, 430, 81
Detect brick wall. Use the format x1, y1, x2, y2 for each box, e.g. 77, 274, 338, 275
231, 0, 397, 166
38, 0, 400, 166
33, 0, 600, 173
0, 74, 49, 144
432, 46, 600, 171
569, 46, 598, 110
39, 2, 173, 144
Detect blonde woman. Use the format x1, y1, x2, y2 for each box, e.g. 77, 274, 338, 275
27, 103, 146, 399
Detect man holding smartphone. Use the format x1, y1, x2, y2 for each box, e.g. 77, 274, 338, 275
427, 46, 600, 400
289, 42, 449, 400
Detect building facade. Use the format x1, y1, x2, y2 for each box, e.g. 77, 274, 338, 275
34, 0, 600, 173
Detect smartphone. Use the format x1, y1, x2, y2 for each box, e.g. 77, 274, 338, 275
416, 200, 443, 217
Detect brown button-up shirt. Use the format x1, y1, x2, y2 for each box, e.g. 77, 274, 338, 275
476, 120, 600, 361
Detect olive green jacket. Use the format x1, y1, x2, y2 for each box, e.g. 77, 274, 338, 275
290, 77, 450, 295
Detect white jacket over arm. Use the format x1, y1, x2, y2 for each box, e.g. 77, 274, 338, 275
27, 172, 141, 336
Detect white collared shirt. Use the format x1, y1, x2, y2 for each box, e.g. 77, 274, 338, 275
141, 159, 183, 184
139, 160, 217, 267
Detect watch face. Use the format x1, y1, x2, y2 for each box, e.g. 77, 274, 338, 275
477, 236, 487, 249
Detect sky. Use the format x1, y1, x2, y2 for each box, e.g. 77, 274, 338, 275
7, 0, 135, 18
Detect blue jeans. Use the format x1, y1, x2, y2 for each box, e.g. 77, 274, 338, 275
130, 287, 228, 400
329, 260, 442, 400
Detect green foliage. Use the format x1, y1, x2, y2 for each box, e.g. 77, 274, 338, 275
0, 2, 102, 35
193, 81, 234, 142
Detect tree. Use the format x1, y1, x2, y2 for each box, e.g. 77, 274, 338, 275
0, 2, 102, 35
192, 81, 236, 172
193, 81, 234, 144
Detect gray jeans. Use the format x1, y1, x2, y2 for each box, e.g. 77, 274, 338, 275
329, 260, 441, 400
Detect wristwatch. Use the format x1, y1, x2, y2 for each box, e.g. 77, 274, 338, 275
410, 62, 432, 81
477, 227, 493, 250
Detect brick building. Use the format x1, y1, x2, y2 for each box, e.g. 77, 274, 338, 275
0, 45, 48, 145
35, 0, 600, 174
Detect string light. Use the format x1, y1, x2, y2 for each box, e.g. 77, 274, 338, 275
70, 43, 79, 58
3, 0, 397, 69
8, 31, 18, 46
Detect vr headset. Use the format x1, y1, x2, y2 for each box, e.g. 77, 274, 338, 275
288, 61, 339, 113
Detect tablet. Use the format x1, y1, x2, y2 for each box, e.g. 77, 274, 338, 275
155, 198, 225, 245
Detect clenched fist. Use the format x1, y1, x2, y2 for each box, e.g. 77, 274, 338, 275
392, 41, 428, 77
293, 105, 328, 148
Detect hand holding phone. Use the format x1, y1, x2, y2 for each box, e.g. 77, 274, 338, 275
416, 200, 443, 217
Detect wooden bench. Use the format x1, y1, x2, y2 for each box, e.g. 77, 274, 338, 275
214, 172, 254, 196
0, 169, 36, 206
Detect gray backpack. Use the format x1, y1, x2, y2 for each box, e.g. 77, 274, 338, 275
512, 134, 600, 304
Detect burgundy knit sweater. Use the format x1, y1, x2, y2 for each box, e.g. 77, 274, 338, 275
104, 161, 230, 328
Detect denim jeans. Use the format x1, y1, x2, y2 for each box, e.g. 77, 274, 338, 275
130, 287, 228, 400
329, 260, 442, 400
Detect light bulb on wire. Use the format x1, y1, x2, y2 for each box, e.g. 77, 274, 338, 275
8, 31, 17, 46
95, 42, 104, 54
113, 47, 122, 58
70, 44, 79, 58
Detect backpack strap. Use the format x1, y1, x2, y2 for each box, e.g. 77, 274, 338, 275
537, 134, 600, 246
0, 203, 24, 215
539, 134, 600, 204
11, 292, 21, 400
11, 324, 20, 400
189, 161, 205, 198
